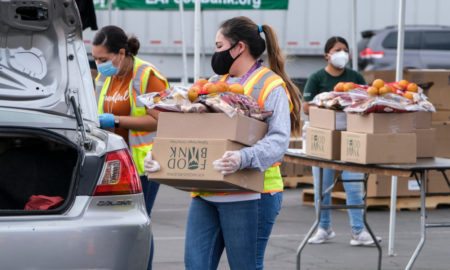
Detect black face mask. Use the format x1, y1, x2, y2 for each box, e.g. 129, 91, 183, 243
211, 42, 241, 75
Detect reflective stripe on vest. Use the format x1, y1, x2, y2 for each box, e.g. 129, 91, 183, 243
192, 66, 289, 196
95, 56, 168, 175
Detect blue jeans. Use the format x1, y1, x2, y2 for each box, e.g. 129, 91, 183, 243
256, 192, 283, 270
140, 175, 160, 270
184, 197, 258, 270
312, 167, 364, 234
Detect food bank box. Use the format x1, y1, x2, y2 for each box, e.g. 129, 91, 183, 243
150, 138, 264, 193
156, 112, 267, 146
416, 128, 436, 158
367, 174, 420, 197
432, 121, 450, 158
340, 131, 416, 164
427, 171, 450, 194
309, 107, 346, 130
414, 111, 432, 129
148, 112, 268, 193
346, 112, 415, 134
305, 127, 341, 160
404, 69, 450, 110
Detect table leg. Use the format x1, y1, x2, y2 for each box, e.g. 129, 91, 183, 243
405, 171, 426, 270
296, 167, 323, 270
388, 176, 398, 256
361, 173, 382, 270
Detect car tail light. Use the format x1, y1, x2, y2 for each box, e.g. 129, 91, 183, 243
93, 149, 142, 196
359, 48, 385, 59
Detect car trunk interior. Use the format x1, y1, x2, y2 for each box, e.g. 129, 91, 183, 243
0, 129, 80, 213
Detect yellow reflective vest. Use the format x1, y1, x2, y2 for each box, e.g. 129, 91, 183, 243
96, 56, 169, 175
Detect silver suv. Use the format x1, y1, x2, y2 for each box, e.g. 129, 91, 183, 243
0, 0, 151, 269
358, 25, 450, 70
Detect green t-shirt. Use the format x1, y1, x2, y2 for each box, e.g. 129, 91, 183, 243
303, 67, 367, 102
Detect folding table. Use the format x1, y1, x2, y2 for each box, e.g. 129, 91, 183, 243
283, 150, 450, 270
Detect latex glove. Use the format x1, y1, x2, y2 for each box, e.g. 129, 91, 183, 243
144, 151, 160, 173
212, 151, 241, 175
99, 113, 115, 129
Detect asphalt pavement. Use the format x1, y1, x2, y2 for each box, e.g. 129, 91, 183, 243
151, 184, 450, 270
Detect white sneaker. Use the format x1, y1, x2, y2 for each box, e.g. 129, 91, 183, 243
350, 229, 382, 246
308, 227, 336, 244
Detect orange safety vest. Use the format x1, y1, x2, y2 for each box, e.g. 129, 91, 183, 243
96, 57, 169, 175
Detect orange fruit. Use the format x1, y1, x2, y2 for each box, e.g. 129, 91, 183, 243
193, 78, 209, 91
385, 85, 394, 93
343, 82, 356, 92
372, 79, 384, 89
333, 82, 345, 92
406, 83, 418, 93
229, 83, 245, 95
379, 86, 392, 95
403, 91, 414, 100
215, 81, 230, 92
366, 86, 379, 95
187, 87, 199, 102
202, 82, 218, 94
398, 79, 409, 89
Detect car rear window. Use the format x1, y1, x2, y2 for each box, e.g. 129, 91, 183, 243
422, 31, 450, 50
382, 31, 421, 49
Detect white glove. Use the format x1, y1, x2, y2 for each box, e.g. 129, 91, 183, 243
144, 151, 160, 173
212, 151, 241, 175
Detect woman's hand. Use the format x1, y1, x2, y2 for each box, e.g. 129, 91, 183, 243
213, 151, 241, 175
99, 113, 115, 129
144, 151, 160, 173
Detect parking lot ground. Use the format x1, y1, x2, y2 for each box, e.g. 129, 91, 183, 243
151, 184, 450, 270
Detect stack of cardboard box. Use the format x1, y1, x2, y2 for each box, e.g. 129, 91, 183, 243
362, 69, 450, 195
341, 112, 417, 164
150, 112, 267, 193
305, 107, 345, 160
365, 111, 434, 197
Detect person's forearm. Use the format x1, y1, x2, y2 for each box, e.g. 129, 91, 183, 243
116, 114, 157, 131
303, 102, 310, 115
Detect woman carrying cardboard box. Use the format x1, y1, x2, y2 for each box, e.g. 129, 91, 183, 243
302, 36, 381, 246
145, 16, 301, 270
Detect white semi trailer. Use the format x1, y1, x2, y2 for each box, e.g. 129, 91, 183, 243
83, 0, 450, 85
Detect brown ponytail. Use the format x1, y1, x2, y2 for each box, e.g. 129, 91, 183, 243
261, 24, 302, 136
220, 16, 302, 136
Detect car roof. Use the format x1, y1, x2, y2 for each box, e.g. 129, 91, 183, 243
362, 25, 450, 38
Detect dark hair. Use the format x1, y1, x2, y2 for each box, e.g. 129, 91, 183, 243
93, 25, 140, 56
220, 16, 302, 135
324, 36, 349, 54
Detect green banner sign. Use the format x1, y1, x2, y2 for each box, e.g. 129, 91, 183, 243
94, 0, 288, 10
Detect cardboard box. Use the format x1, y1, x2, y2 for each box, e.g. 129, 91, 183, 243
427, 171, 450, 194
309, 107, 346, 130
150, 138, 264, 193
305, 127, 341, 160
360, 70, 396, 85
367, 174, 420, 197
340, 131, 417, 164
404, 69, 450, 110
432, 121, 450, 158
414, 111, 432, 129
281, 137, 306, 177
432, 110, 450, 122
156, 112, 267, 146
346, 112, 415, 134
416, 128, 436, 158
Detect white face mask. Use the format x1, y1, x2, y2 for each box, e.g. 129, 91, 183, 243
329, 50, 349, 69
